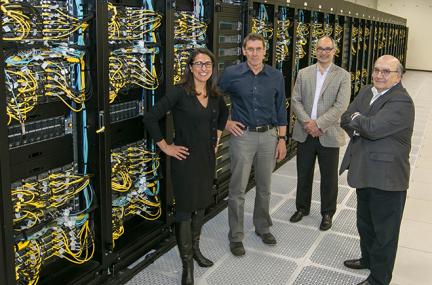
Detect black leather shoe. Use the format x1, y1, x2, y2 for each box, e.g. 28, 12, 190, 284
356, 279, 371, 285
255, 232, 277, 245
230, 242, 245, 256
319, 214, 332, 231
344, 258, 368, 270
290, 210, 309, 223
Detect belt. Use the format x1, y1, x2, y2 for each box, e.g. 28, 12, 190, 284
244, 125, 274, 132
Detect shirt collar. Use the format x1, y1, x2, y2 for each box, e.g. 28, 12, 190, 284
371, 82, 398, 96
316, 63, 332, 75
240, 61, 269, 75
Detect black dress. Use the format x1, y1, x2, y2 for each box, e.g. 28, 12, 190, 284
143, 86, 228, 212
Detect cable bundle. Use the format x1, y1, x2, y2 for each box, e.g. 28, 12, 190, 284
351, 25, 358, 55
174, 11, 207, 42
362, 68, 368, 85
173, 9, 207, 85
15, 214, 95, 285
351, 70, 361, 94
251, 4, 273, 62
378, 27, 385, 50
364, 26, 370, 50
294, 10, 309, 66
358, 25, 364, 51
109, 47, 159, 103
324, 24, 333, 37
275, 7, 290, 68
11, 165, 92, 233
108, 2, 162, 42
1, 0, 89, 42
107, 1, 161, 101
5, 47, 86, 125
334, 22, 343, 57
111, 142, 161, 246
296, 23, 309, 60
13, 163, 94, 285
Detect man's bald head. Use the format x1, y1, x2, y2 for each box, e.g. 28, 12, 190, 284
372, 55, 403, 92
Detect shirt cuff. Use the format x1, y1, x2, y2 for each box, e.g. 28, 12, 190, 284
351, 112, 361, 121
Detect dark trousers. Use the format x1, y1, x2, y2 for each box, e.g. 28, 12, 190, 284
357, 188, 407, 285
296, 135, 339, 215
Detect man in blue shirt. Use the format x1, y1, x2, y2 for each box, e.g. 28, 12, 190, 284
219, 33, 288, 256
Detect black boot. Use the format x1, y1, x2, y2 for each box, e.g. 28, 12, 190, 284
175, 221, 194, 285
191, 210, 214, 267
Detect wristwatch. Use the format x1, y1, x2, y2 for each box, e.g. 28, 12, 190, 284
278, 135, 288, 141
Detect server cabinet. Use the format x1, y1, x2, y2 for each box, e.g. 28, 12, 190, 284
209, 0, 244, 202
275, 0, 296, 157
100, 1, 173, 282
1, 0, 101, 284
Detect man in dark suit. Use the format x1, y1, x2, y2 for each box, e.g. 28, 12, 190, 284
339, 55, 415, 285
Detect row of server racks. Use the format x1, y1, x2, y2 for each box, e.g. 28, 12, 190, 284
0, 0, 407, 284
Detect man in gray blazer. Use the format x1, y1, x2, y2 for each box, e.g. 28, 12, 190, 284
339, 55, 414, 285
290, 36, 351, 230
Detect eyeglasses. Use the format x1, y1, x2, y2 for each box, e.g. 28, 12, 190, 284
372, 68, 398, 77
316, 47, 334, 53
245, 47, 264, 53
192, 61, 213, 69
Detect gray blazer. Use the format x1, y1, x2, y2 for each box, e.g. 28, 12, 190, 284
339, 83, 415, 191
291, 63, 351, 147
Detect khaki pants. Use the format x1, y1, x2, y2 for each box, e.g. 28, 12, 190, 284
228, 128, 277, 243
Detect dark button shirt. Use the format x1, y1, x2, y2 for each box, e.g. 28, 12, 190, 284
218, 62, 287, 127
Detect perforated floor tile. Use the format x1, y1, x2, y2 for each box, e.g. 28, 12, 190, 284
272, 198, 323, 228
272, 198, 322, 223
244, 188, 287, 214
271, 174, 297, 195
332, 209, 358, 236
243, 220, 320, 259
338, 172, 350, 187
292, 266, 364, 285
126, 268, 178, 285
206, 251, 297, 285
139, 247, 180, 277
311, 183, 351, 204
345, 191, 357, 209
135, 239, 230, 281
201, 209, 254, 241
275, 161, 297, 177
310, 233, 367, 275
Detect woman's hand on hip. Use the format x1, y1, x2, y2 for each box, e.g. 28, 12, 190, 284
161, 144, 190, 160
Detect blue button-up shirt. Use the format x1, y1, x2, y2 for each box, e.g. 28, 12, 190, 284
218, 62, 287, 128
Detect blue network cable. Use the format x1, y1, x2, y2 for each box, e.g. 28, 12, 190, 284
73, 0, 92, 212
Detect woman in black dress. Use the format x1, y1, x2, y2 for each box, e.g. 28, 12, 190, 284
143, 48, 228, 285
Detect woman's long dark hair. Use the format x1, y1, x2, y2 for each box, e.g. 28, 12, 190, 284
178, 48, 223, 97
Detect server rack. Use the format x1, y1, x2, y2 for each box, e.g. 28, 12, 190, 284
208, 0, 244, 203
99, 0, 174, 283
0, 0, 102, 284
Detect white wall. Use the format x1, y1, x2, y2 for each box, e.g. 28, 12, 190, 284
345, 0, 378, 9
377, 0, 432, 71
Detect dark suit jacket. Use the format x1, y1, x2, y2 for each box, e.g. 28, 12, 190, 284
339, 83, 415, 191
